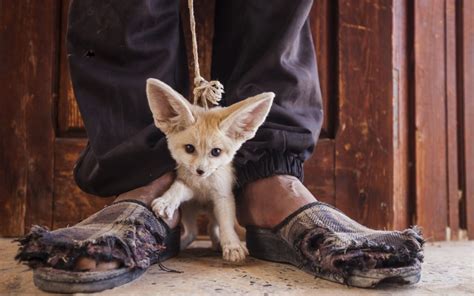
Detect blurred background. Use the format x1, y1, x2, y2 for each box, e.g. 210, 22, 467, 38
0, 0, 472, 242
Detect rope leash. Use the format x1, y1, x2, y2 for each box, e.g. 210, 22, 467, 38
188, 0, 224, 109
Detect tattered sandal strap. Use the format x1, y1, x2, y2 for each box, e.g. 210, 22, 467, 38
16, 201, 171, 270
272, 202, 323, 233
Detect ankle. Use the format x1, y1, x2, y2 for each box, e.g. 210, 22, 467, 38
237, 175, 316, 228
114, 172, 175, 206
114, 171, 180, 228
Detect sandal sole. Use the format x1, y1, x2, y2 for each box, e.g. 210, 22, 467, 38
246, 227, 421, 288
33, 226, 180, 293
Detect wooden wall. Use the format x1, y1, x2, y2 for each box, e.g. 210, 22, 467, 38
0, 1, 58, 235
1, 0, 473, 241
459, 0, 474, 240
410, 0, 473, 240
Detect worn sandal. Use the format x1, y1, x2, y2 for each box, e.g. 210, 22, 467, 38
16, 200, 180, 293
246, 202, 424, 288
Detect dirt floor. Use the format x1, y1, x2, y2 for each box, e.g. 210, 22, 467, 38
1, 238, 473, 295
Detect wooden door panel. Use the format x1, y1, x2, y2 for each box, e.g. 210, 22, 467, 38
336, 0, 401, 229
57, 0, 84, 136
303, 139, 335, 205
412, 0, 449, 241
310, 0, 338, 138
53, 139, 114, 228
459, 0, 474, 239
445, 0, 459, 240
0, 0, 58, 236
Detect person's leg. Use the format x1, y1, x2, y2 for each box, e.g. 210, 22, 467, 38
17, 0, 186, 281
212, 0, 323, 227
68, 0, 188, 197
212, 1, 424, 287
66, 0, 189, 271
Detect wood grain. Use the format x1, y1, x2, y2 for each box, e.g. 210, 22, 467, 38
180, 0, 215, 99
0, 1, 28, 236
0, 0, 59, 236
309, 0, 337, 138
304, 139, 335, 205
392, 0, 410, 230
412, 0, 448, 240
445, 0, 459, 240
459, 0, 474, 239
53, 138, 114, 228
57, 0, 85, 136
336, 0, 397, 229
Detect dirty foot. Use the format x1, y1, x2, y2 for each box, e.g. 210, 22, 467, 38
74, 172, 179, 272
237, 175, 316, 228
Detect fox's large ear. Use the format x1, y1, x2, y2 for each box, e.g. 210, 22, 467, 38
220, 92, 274, 142
146, 78, 195, 134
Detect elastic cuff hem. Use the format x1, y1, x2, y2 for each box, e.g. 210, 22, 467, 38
235, 151, 304, 188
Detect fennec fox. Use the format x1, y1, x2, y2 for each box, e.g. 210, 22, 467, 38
146, 78, 274, 262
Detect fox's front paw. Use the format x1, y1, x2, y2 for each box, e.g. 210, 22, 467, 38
221, 240, 248, 263
151, 197, 179, 219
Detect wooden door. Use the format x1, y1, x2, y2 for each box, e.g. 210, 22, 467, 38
0, 0, 114, 235
2, 0, 473, 240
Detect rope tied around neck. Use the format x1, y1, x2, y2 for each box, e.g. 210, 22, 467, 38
188, 0, 224, 109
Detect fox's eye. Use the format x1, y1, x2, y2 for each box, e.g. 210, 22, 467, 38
184, 144, 195, 154
210, 148, 221, 157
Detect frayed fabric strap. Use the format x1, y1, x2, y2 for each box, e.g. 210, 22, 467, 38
15, 202, 169, 270
266, 201, 425, 279
272, 202, 322, 233
274, 201, 424, 274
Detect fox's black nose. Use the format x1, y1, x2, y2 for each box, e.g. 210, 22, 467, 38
196, 169, 205, 175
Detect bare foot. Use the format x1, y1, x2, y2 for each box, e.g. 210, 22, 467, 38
74, 172, 178, 272
237, 175, 317, 228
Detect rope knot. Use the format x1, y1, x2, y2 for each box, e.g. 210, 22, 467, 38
188, 0, 225, 109
193, 76, 224, 109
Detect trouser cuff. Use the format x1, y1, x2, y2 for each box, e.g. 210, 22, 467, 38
235, 151, 304, 188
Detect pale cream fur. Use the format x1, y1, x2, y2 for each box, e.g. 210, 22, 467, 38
146, 78, 274, 262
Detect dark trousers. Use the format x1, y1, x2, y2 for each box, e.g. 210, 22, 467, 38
68, 0, 323, 197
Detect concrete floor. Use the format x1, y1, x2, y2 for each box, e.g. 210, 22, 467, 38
1, 239, 473, 295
